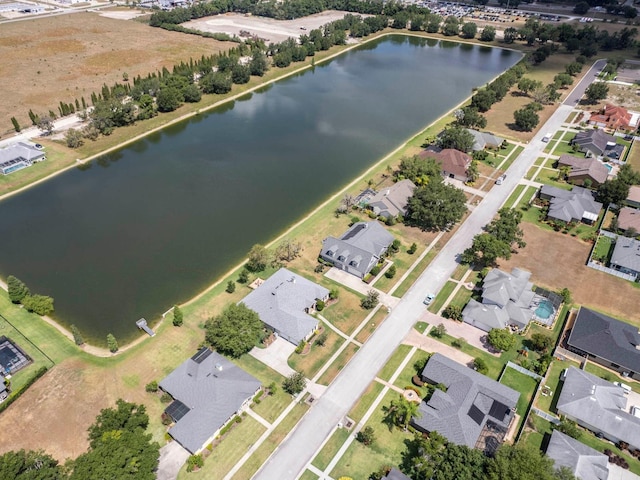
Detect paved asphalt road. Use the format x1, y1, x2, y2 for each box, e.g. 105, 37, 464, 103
253, 59, 605, 480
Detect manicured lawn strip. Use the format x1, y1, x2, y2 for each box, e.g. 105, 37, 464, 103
299, 470, 319, 480
627, 139, 640, 171
393, 349, 431, 394
330, 390, 411, 480
451, 263, 469, 281
514, 186, 538, 210
377, 344, 413, 382
374, 254, 410, 293
505, 184, 526, 209
413, 322, 429, 335
317, 343, 359, 386
355, 308, 388, 344
543, 157, 557, 168
289, 328, 345, 379
534, 168, 571, 190
565, 111, 578, 123
499, 145, 524, 172
349, 381, 385, 424
232, 354, 284, 387
551, 140, 583, 157
536, 359, 577, 413
232, 402, 309, 480
251, 389, 292, 425
177, 416, 266, 480
534, 157, 546, 167
552, 131, 564, 141
499, 367, 539, 432
320, 290, 367, 336
427, 280, 456, 313
393, 248, 438, 297
525, 166, 537, 180
311, 427, 351, 471
437, 333, 502, 380
447, 286, 473, 310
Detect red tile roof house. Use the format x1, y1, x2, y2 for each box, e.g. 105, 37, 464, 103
589, 104, 633, 130
556, 154, 610, 187
419, 147, 472, 182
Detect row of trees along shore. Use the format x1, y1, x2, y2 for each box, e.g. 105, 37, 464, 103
16, 0, 636, 143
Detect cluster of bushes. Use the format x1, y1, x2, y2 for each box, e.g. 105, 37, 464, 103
7, 275, 54, 316
471, 62, 527, 114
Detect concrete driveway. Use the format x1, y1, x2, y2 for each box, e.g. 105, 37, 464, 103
250, 337, 296, 378
609, 464, 640, 480
423, 311, 499, 356
324, 267, 400, 308
157, 441, 190, 480
403, 329, 473, 366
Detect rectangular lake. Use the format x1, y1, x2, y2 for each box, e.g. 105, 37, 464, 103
0, 35, 520, 342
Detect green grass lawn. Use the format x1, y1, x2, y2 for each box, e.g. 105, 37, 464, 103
413, 321, 429, 335
330, 390, 411, 480
565, 111, 578, 123
317, 343, 359, 385
534, 168, 572, 190
436, 333, 503, 380
354, 307, 388, 344
251, 388, 292, 424
312, 427, 351, 471
394, 247, 439, 297
349, 381, 385, 424
428, 280, 456, 313
585, 361, 640, 394
450, 263, 469, 281
319, 290, 367, 336
550, 141, 584, 157
536, 359, 578, 413
499, 145, 524, 172
177, 416, 266, 480
289, 327, 345, 379
499, 367, 539, 432
592, 234, 614, 263
504, 184, 527, 209
578, 432, 640, 476
299, 470, 319, 480
377, 344, 413, 382
393, 349, 431, 394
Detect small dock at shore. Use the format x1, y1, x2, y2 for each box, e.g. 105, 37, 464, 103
136, 318, 155, 337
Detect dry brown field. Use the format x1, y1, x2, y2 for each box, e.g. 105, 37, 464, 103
498, 222, 640, 323
0, 12, 232, 134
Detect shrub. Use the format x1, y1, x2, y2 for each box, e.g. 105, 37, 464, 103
385, 265, 397, 279
314, 264, 324, 273
295, 341, 306, 354
186, 454, 204, 472
474, 357, 488, 374
161, 412, 172, 426
407, 242, 417, 254
315, 299, 325, 311
172, 305, 183, 327
283, 371, 306, 395
21, 294, 54, 316
160, 392, 173, 403
106, 333, 118, 353
238, 269, 250, 284
452, 338, 466, 349
431, 323, 446, 338
443, 305, 463, 321
329, 288, 339, 300
315, 332, 328, 346
356, 426, 376, 446
7, 275, 29, 303
145, 381, 158, 393
226, 280, 236, 293
268, 381, 277, 395
71, 324, 84, 346
361, 290, 380, 310
370, 265, 381, 276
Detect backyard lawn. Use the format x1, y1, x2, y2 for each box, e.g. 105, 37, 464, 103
499, 366, 539, 432
591, 234, 614, 264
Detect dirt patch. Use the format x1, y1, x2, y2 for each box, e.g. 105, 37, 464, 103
185, 11, 352, 44
497, 222, 640, 324
0, 12, 232, 135
606, 83, 640, 111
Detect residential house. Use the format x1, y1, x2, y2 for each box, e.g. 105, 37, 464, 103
462, 268, 535, 332
365, 179, 416, 219
383, 469, 412, 480
0, 142, 45, 175
617, 207, 640, 234
159, 347, 261, 454
420, 147, 472, 182
571, 130, 624, 160
626, 185, 640, 209
589, 104, 633, 131
466, 129, 504, 151
0, 380, 7, 403
320, 221, 394, 279
610, 236, 640, 281
539, 185, 602, 224
556, 155, 609, 187
242, 268, 329, 345
411, 354, 519, 454
546, 430, 609, 480
557, 367, 640, 450
568, 307, 640, 380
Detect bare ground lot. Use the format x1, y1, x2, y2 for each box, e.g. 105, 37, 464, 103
498, 222, 640, 324
184, 10, 352, 44
0, 12, 232, 134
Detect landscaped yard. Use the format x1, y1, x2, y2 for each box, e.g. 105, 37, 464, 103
499, 366, 539, 432
317, 289, 366, 336
591, 234, 614, 264
349, 381, 385, 424
311, 427, 351, 471
534, 168, 572, 190
536, 359, 577, 414
436, 333, 503, 380
392, 349, 432, 394
317, 343, 359, 385
376, 344, 413, 382
289, 327, 345, 379
428, 280, 457, 313
393, 246, 440, 297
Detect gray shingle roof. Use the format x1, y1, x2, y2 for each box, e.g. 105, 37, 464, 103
384, 468, 412, 480
0, 142, 45, 167
572, 130, 624, 159
320, 221, 394, 278
610, 236, 640, 275
411, 353, 519, 448
557, 367, 640, 449
160, 348, 261, 453
546, 430, 609, 480
540, 185, 602, 223
242, 268, 328, 345
568, 307, 640, 374
366, 179, 416, 219
466, 129, 504, 151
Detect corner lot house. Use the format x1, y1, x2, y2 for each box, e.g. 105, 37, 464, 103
320, 221, 394, 279
466, 129, 504, 151
419, 147, 472, 182
568, 307, 640, 379
365, 179, 416, 219
539, 185, 602, 224
0, 142, 45, 175
557, 367, 640, 450
160, 347, 261, 454
546, 430, 609, 480
610, 236, 640, 281
411, 353, 519, 454
589, 104, 634, 131
242, 268, 328, 345
571, 130, 624, 159
462, 268, 535, 332
556, 155, 609, 188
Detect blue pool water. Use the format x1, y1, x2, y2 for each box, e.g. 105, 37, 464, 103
603, 163, 613, 172
535, 300, 555, 320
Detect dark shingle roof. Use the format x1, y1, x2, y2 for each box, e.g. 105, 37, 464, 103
568, 307, 640, 374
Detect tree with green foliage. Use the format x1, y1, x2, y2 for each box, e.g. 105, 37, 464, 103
7, 275, 29, 303
555, 417, 581, 439
172, 305, 183, 327
247, 244, 270, 272
406, 181, 467, 231
249, 50, 269, 76
186, 454, 204, 472
431, 323, 447, 338
455, 106, 487, 129
441, 16, 459, 36
487, 444, 559, 480
585, 82, 609, 103
182, 84, 201, 103
573, 1, 590, 14
385, 394, 421, 430
461, 22, 477, 39
474, 357, 488, 375
437, 125, 475, 152
503, 27, 518, 44
205, 303, 264, 357
513, 106, 540, 131
200, 71, 232, 94
487, 328, 516, 352
597, 178, 630, 206
471, 89, 497, 113
486, 208, 526, 249
107, 333, 118, 353
88, 399, 150, 446
531, 333, 553, 353
554, 73, 573, 89
145, 380, 158, 393
315, 331, 328, 346
65, 128, 84, 148
443, 304, 463, 321
480, 26, 496, 42
156, 87, 183, 112
283, 371, 306, 395
231, 64, 251, 84
559, 287, 572, 305
517, 77, 543, 96
226, 280, 236, 293
238, 268, 250, 284
21, 294, 54, 316
356, 426, 376, 446
10, 117, 21, 133
361, 290, 379, 310
565, 62, 583, 76
396, 156, 440, 185
461, 233, 512, 267
0, 449, 66, 480
71, 324, 84, 346
385, 265, 397, 279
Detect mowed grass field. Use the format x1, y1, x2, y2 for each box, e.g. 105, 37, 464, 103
0, 12, 232, 134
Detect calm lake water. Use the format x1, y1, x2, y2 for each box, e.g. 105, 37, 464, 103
0, 36, 520, 343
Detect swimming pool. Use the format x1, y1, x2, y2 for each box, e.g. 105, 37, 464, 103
603, 163, 613, 172
535, 300, 555, 320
